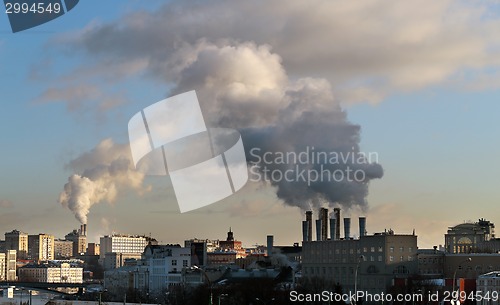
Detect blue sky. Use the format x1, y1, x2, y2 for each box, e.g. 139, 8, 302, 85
1, 0, 500, 248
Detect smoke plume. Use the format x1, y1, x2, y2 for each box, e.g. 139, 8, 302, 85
165, 41, 383, 211
59, 139, 150, 223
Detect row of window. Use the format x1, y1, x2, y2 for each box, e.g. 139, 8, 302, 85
171, 259, 189, 267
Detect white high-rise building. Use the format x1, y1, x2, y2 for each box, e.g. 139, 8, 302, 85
100, 234, 153, 259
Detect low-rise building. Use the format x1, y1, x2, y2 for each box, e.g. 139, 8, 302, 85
104, 244, 201, 298
103, 252, 142, 270
476, 271, 500, 305
18, 261, 83, 283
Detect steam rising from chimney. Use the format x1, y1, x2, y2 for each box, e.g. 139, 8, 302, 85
58, 139, 150, 224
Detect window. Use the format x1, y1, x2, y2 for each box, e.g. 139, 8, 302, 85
390, 246, 394, 253
371, 247, 375, 252
408, 247, 413, 252
183, 260, 188, 267
400, 256, 404, 262
378, 256, 382, 262
370, 256, 375, 262
399, 247, 404, 252
363, 247, 367, 253
172, 260, 177, 266
408, 256, 413, 261
390, 256, 394, 262
378, 246, 383, 252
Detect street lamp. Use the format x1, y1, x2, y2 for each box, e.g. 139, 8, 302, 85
192, 266, 213, 305
354, 255, 365, 305
452, 258, 472, 297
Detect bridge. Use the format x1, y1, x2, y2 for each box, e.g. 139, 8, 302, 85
0, 282, 102, 295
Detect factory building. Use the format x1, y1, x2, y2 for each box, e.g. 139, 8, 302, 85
302, 208, 418, 294
65, 225, 87, 256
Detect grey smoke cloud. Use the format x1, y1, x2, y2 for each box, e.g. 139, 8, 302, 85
59, 139, 150, 224
165, 42, 383, 211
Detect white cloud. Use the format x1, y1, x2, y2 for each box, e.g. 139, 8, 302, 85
56, 0, 500, 104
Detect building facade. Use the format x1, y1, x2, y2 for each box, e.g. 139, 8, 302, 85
5, 230, 28, 259
54, 239, 74, 259
18, 261, 83, 283
28, 234, 55, 261
302, 230, 418, 294
65, 227, 87, 256
476, 271, 500, 305
99, 234, 151, 259
445, 219, 495, 254
103, 252, 142, 270
104, 244, 200, 298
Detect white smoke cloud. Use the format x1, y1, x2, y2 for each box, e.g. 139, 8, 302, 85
59, 139, 150, 224
56, 0, 500, 104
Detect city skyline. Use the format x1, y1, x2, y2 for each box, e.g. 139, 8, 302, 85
1, 0, 500, 250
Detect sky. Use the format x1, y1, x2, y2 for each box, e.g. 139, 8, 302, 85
1, 0, 500, 249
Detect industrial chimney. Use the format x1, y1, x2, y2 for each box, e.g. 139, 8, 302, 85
306, 211, 313, 241
359, 217, 366, 237
316, 219, 322, 241
330, 218, 337, 240
267, 235, 274, 256
83, 224, 87, 236
334, 208, 341, 240
302, 221, 309, 242
320, 208, 329, 241
344, 217, 351, 240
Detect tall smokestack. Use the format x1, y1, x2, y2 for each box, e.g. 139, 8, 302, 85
302, 221, 309, 242
267, 235, 274, 256
330, 218, 337, 240
344, 217, 351, 240
80, 224, 83, 235
334, 208, 341, 240
83, 224, 87, 236
320, 208, 328, 241
316, 219, 322, 241
359, 217, 366, 237
306, 211, 313, 241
